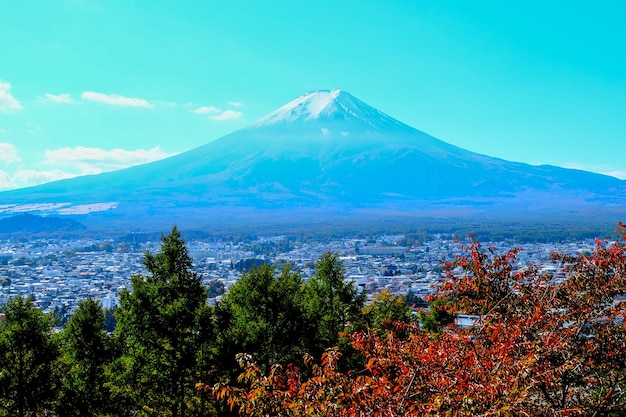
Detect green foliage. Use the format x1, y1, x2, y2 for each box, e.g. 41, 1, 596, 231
217, 252, 370, 378
0, 296, 58, 417
404, 289, 428, 308
418, 296, 455, 333
110, 226, 215, 417
232, 258, 267, 272
217, 264, 309, 375
363, 289, 413, 331
246, 239, 293, 256
24, 225, 623, 416
216, 224, 626, 416
207, 279, 225, 298
103, 307, 116, 333
57, 297, 113, 417
304, 252, 367, 359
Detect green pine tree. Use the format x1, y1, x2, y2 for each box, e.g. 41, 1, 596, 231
109, 226, 215, 417
0, 296, 59, 417
303, 252, 367, 359
216, 264, 309, 376
57, 297, 113, 417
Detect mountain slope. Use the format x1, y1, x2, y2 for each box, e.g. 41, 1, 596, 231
0, 214, 86, 234
1, 89, 625, 227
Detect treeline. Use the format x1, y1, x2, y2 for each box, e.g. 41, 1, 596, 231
3, 224, 625, 417
218, 225, 626, 416
0, 227, 418, 417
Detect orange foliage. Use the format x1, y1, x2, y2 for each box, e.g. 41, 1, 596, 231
210, 223, 626, 416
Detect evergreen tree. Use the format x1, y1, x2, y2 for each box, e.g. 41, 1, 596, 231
57, 297, 113, 417
418, 296, 455, 333
0, 296, 58, 417
110, 226, 215, 417
303, 252, 367, 358
216, 264, 309, 376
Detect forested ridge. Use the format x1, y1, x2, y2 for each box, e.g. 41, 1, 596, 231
1, 225, 625, 416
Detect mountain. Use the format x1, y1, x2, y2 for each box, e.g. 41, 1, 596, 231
0, 214, 86, 234
1, 89, 625, 230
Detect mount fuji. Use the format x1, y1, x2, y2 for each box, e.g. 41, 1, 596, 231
2, 89, 625, 230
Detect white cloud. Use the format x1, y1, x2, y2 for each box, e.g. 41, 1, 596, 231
210, 109, 243, 121
81, 91, 153, 108
42, 93, 75, 104
562, 162, 626, 180
0, 80, 23, 113
44, 145, 177, 174
151, 100, 178, 107
191, 105, 221, 114
561, 163, 586, 171
0, 142, 20, 164
228, 101, 244, 108
602, 170, 626, 180
320, 127, 330, 136
0, 169, 76, 191
0, 146, 177, 191
13, 169, 76, 186
0, 170, 14, 190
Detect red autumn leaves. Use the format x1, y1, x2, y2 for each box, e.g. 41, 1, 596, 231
213, 223, 626, 416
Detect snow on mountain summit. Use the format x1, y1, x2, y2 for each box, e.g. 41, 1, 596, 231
248, 89, 411, 131
249, 89, 346, 126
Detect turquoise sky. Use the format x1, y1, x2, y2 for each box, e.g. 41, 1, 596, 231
1, 0, 625, 190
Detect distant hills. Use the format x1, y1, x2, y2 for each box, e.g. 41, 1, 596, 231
0, 214, 86, 234
0, 89, 625, 231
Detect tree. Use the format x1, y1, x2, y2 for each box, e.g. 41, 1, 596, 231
417, 296, 454, 333
303, 252, 367, 358
216, 224, 626, 416
404, 289, 428, 309
110, 226, 215, 417
0, 296, 58, 417
103, 307, 116, 333
362, 289, 413, 332
57, 297, 113, 417
216, 264, 309, 377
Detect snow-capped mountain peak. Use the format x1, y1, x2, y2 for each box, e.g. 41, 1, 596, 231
248, 89, 411, 131
2, 88, 625, 227
249, 89, 344, 126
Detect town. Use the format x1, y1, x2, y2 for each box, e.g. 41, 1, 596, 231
0, 231, 596, 324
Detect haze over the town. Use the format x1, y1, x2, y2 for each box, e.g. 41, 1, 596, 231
1, 0, 626, 191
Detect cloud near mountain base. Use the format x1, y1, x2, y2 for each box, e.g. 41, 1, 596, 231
0, 169, 75, 191
44, 145, 177, 174
0, 146, 177, 190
